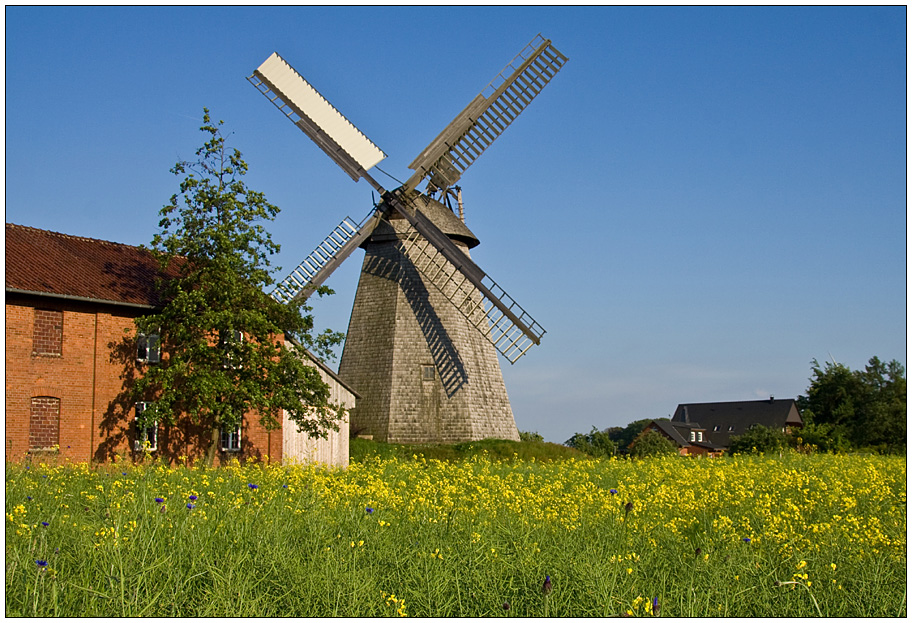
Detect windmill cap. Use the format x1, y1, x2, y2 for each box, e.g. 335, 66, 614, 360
369, 193, 480, 249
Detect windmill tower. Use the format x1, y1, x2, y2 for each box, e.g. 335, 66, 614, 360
249, 34, 567, 443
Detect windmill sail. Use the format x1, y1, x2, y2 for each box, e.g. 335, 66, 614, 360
385, 192, 545, 363
271, 208, 386, 304
249, 52, 387, 182
404, 34, 568, 193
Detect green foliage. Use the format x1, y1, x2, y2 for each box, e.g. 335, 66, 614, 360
790, 421, 851, 454
798, 356, 906, 452
564, 427, 618, 458
519, 430, 544, 443
130, 110, 345, 464
628, 429, 677, 458
604, 418, 659, 451
728, 425, 788, 455
349, 437, 584, 463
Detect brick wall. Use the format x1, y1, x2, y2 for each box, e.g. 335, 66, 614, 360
6, 293, 284, 466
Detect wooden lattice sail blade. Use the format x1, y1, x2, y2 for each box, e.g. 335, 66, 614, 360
249, 52, 387, 182
398, 227, 545, 364
271, 208, 385, 304
404, 34, 568, 193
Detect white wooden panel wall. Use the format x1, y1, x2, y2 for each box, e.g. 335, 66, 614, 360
282, 343, 356, 468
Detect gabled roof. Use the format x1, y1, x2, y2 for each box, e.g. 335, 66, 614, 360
6, 223, 180, 308
673, 398, 802, 448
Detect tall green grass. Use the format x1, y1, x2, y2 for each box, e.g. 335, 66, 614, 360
5, 452, 906, 617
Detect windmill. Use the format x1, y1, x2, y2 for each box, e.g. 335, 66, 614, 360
249, 34, 567, 443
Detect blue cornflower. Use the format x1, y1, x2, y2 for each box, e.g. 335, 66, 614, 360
41, 521, 49, 527
189, 495, 198, 501
282, 484, 288, 489
366, 507, 374, 514
26, 496, 32, 501
742, 537, 751, 543
652, 597, 660, 616
155, 497, 165, 504
542, 575, 552, 595
609, 489, 618, 495
248, 483, 258, 490
187, 503, 196, 510
35, 560, 48, 567
121, 472, 127, 476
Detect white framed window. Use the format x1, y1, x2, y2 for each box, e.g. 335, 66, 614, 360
421, 365, 435, 381
220, 424, 242, 452
134, 402, 158, 452
713, 425, 721, 432
136, 332, 161, 363
690, 431, 696, 442
728, 425, 735, 432
697, 431, 703, 442
220, 329, 244, 369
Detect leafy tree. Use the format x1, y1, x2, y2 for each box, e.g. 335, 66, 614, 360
798, 356, 906, 452
605, 418, 660, 451
728, 425, 788, 455
628, 429, 677, 458
130, 109, 345, 466
565, 426, 617, 458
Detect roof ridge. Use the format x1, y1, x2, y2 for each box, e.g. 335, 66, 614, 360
6, 222, 149, 252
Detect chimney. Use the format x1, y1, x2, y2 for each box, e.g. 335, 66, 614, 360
769, 396, 775, 403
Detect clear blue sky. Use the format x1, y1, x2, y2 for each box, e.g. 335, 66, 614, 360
6, 6, 906, 443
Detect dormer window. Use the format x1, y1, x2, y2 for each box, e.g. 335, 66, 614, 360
697, 431, 703, 442
690, 431, 696, 442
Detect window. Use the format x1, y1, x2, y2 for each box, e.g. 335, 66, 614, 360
220, 329, 244, 369
221, 425, 241, 452
421, 365, 436, 381
697, 431, 703, 442
32, 309, 63, 356
134, 402, 158, 452
29, 396, 60, 451
136, 332, 161, 363
728, 425, 735, 432
690, 431, 696, 442
713, 425, 721, 432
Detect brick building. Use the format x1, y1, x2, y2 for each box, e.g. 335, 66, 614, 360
6, 223, 355, 466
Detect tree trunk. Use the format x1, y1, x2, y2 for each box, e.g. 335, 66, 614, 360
204, 425, 219, 467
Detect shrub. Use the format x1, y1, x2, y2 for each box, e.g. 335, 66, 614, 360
628, 429, 677, 458
564, 427, 617, 458
728, 425, 788, 455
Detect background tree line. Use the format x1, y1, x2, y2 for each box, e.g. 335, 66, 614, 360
558, 356, 906, 457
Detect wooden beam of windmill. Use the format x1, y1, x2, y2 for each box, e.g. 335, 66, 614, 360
247, 37, 565, 361
403, 34, 568, 195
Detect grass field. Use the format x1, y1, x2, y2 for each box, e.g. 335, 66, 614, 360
5, 449, 906, 617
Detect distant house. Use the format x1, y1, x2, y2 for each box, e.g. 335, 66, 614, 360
6, 223, 356, 467
632, 398, 803, 456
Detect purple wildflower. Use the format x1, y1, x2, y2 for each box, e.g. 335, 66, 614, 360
609, 488, 618, 495
189, 495, 198, 501
248, 483, 258, 490
155, 497, 165, 504
186, 503, 195, 510
366, 507, 374, 514
743, 537, 751, 543
35, 560, 48, 567
41, 521, 49, 527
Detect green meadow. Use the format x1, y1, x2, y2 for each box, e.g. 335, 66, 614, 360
5, 449, 906, 617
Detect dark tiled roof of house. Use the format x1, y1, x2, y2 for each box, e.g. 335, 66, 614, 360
673, 398, 802, 448
6, 223, 180, 308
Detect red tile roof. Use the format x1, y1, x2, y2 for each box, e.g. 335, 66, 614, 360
6, 223, 180, 308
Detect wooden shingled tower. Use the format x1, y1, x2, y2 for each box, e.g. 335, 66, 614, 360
248, 34, 567, 443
